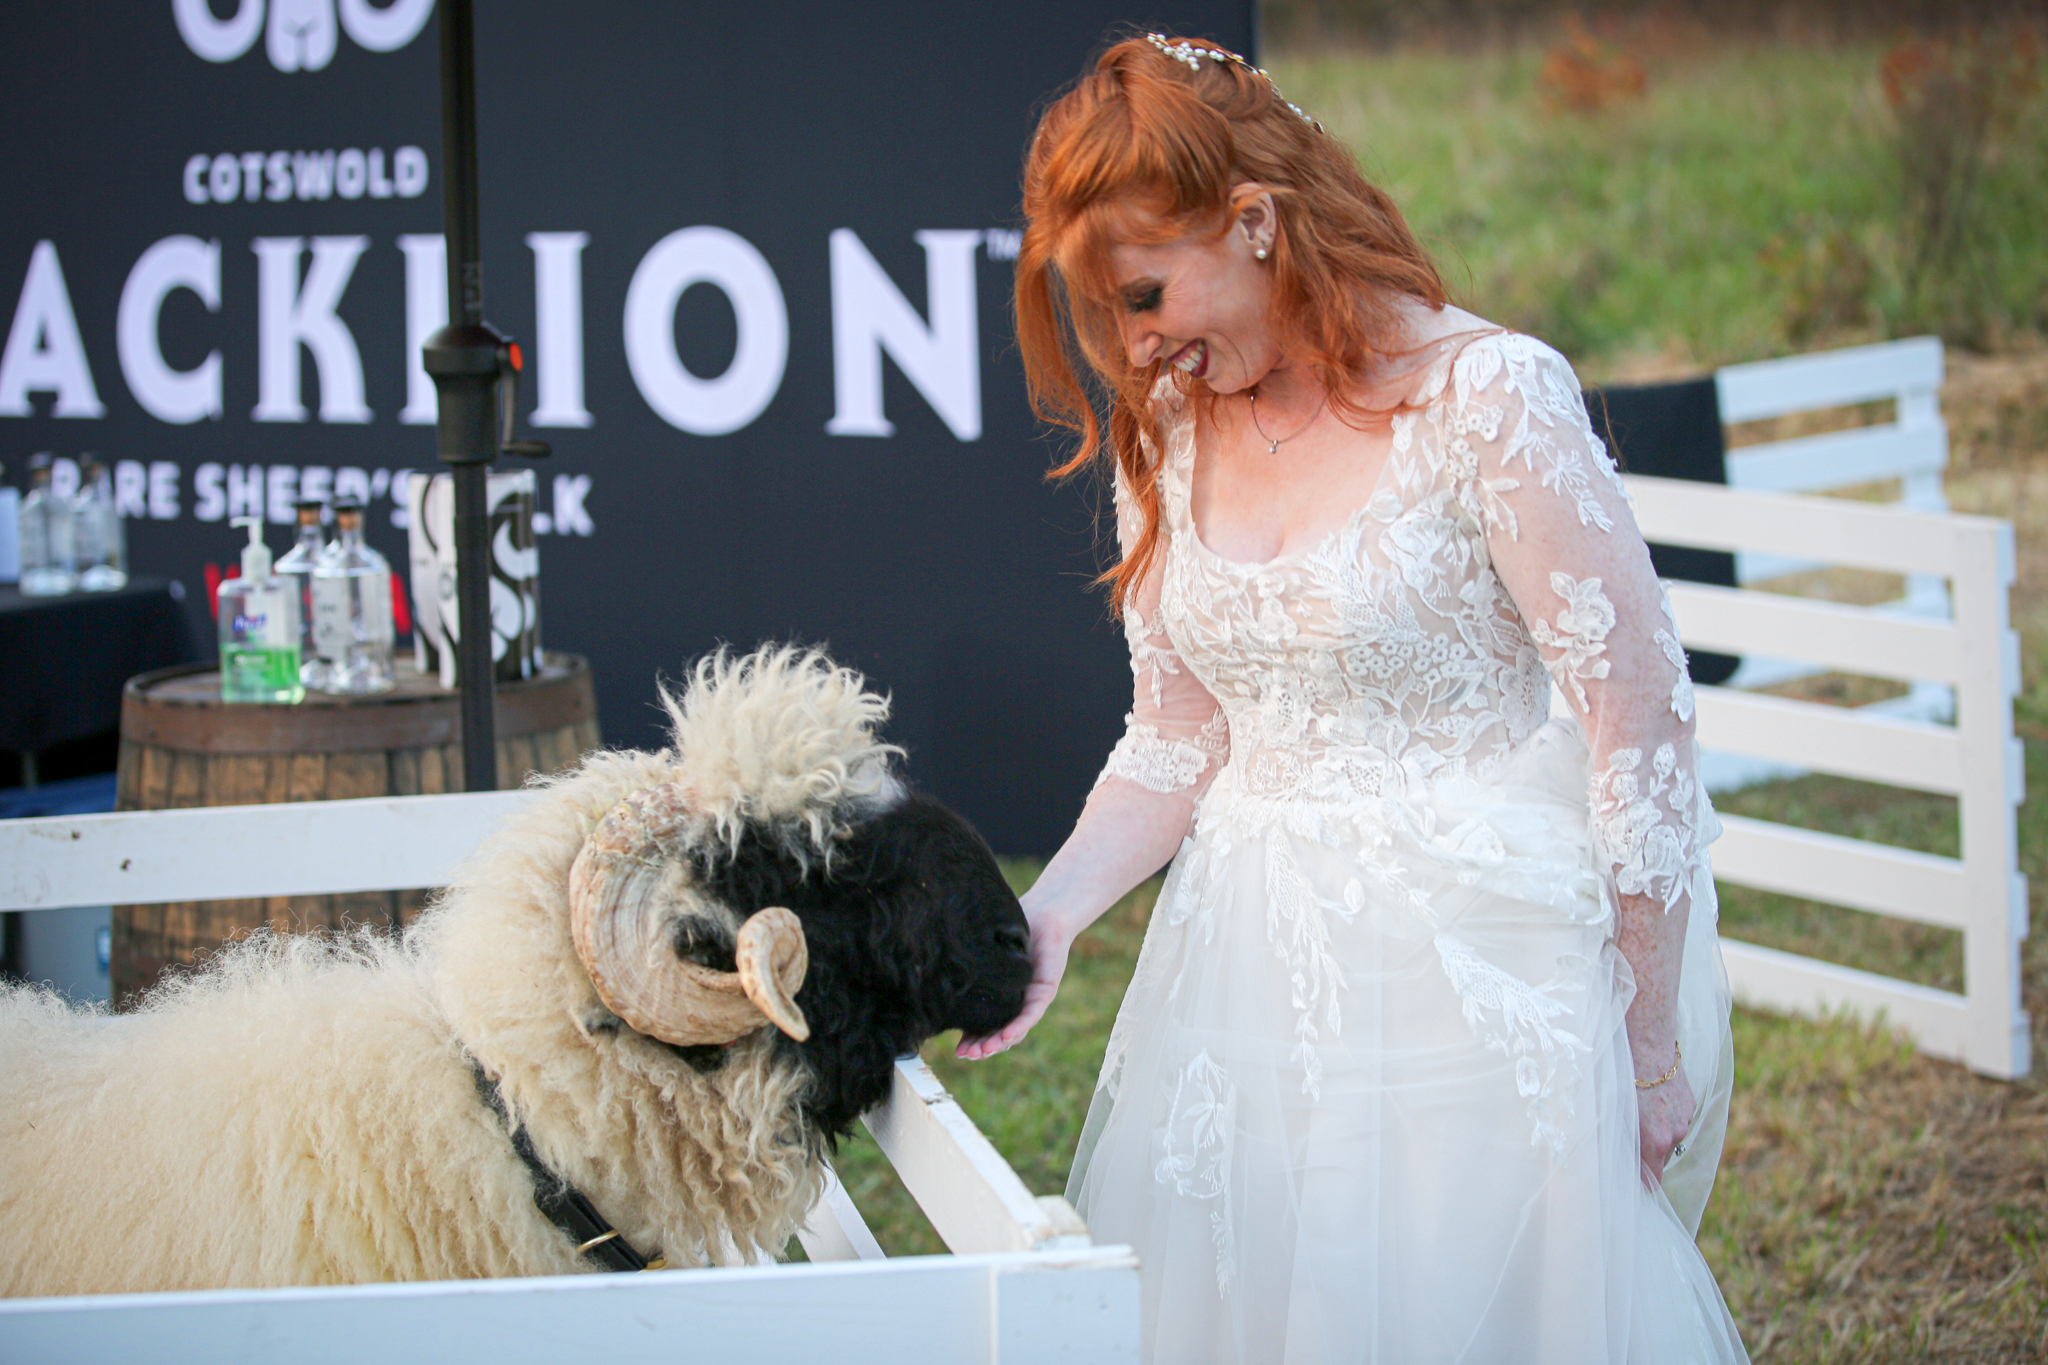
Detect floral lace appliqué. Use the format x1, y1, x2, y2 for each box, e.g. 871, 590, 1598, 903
1096, 717, 1225, 794
1153, 1050, 1238, 1297
1263, 834, 1358, 1100
1590, 743, 1705, 912
1529, 572, 1615, 712
1655, 628, 1695, 723
1654, 581, 1696, 723
1434, 933, 1591, 1154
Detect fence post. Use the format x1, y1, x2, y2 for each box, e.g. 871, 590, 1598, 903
1899, 372, 1953, 619
1952, 518, 2030, 1078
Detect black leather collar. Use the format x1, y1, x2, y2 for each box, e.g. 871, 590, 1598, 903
469, 1060, 661, 1273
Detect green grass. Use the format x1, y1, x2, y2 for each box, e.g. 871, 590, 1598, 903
1265, 40, 2048, 374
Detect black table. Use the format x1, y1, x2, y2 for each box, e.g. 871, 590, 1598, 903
0, 576, 198, 761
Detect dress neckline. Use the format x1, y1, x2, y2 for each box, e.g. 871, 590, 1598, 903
1179, 433, 1388, 573
1167, 368, 1430, 573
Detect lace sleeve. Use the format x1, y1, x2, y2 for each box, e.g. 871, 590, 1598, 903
1447, 334, 1719, 914
1095, 458, 1229, 796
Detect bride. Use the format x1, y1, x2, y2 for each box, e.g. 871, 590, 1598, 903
957, 33, 1750, 1365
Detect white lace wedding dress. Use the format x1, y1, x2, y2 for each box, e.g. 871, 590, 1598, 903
1067, 331, 1749, 1363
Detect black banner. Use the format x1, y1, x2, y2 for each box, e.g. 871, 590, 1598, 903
0, 1, 1255, 853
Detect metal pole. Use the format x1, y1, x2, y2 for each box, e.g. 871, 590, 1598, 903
434, 0, 497, 794
440, 0, 481, 332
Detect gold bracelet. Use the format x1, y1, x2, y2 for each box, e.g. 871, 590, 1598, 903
1635, 1039, 1683, 1090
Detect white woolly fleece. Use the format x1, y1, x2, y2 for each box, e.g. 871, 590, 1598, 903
663, 646, 903, 863
0, 648, 902, 1297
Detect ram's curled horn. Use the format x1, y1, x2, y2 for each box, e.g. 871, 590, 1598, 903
568, 785, 811, 1045
732, 907, 809, 1041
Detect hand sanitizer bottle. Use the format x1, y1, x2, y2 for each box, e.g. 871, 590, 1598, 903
274, 498, 331, 690
75, 456, 128, 591
19, 453, 77, 597
218, 516, 305, 704
312, 497, 396, 695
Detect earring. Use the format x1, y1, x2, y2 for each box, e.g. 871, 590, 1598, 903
1255, 247, 1268, 261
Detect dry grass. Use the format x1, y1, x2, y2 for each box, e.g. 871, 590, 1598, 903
1705, 1005, 2048, 1361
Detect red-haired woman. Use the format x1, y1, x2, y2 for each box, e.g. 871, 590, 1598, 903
957, 34, 1748, 1364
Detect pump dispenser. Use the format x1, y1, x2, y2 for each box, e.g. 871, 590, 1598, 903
218, 516, 304, 704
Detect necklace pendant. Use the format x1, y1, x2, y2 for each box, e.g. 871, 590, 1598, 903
1267, 439, 1279, 455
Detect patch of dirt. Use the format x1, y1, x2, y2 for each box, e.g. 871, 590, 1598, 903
1945, 347, 2048, 473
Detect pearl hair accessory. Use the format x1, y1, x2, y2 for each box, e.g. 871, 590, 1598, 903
1145, 33, 1324, 132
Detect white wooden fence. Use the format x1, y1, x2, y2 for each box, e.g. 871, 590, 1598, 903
0, 793, 1139, 1363
1718, 336, 1950, 595
1625, 474, 2030, 1081
1711, 337, 1955, 773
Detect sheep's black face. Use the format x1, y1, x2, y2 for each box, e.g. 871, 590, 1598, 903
694, 792, 1033, 1139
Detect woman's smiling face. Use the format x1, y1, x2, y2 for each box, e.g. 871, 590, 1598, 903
1106, 191, 1281, 396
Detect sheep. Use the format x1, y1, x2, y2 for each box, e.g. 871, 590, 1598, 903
1, 646, 1034, 1297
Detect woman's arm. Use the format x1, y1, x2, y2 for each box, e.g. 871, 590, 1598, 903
954, 772, 1202, 1058
1450, 334, 1715, 1181
958, 466, 1227, 1060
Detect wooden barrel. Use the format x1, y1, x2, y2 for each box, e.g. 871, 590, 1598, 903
111, 652, 600, 1008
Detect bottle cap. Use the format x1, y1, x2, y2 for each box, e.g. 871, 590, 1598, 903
27, 452, 53, 483
332, 496, 365, 528
294, 498, 326, 525
233, 516, 273, 583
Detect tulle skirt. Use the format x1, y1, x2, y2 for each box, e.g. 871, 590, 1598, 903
1069, 720, 1748, 1364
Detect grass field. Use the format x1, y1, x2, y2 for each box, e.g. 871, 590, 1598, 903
828, 33, 2048, 1364
1270, 34, 2048, 378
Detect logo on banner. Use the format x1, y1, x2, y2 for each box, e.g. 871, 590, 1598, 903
173, 0, 435, 73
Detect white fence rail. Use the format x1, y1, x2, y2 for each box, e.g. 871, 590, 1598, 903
1625, 474, 2029, 1080
1705, 336, 1956, 789
1717, 335, 1949, 594
0, 793, 1138, 1361
0, 1248, 1141, 1365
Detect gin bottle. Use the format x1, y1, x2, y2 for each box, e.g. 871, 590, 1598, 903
311, 498, 396, 695
274, 498, 330, 690
18, 453, 76, 596
75, 456, 127, 591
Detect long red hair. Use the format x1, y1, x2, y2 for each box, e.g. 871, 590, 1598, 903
1016, 34, 1447, 610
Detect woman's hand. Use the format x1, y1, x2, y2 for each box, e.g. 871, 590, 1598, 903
956, 907, 1072, 1059
1635, 1048, 1698, 1190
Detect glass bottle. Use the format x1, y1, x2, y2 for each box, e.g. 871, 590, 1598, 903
218, 516, 304, 704
18, 453, 76, 596
0, 460, 20, 586
75, 456, 127, 591
274, 498, 330, 690
311, 498, 396, 695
